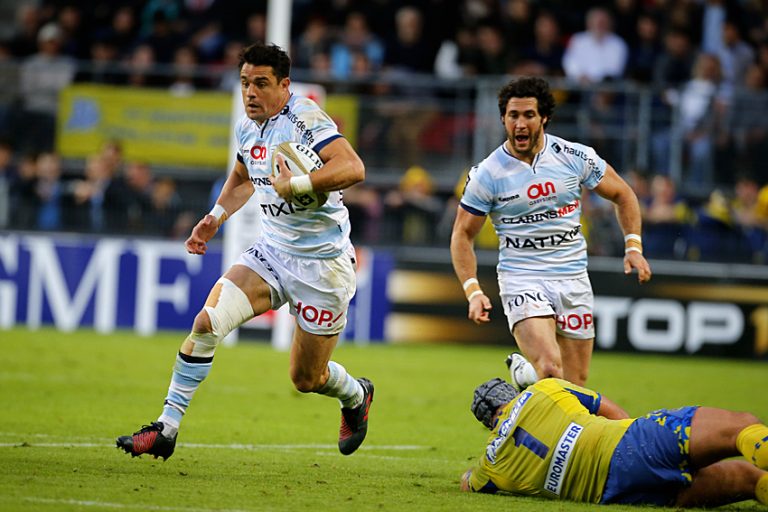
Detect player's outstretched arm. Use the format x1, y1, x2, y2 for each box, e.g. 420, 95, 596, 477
597, 395, 630, 420
593, 164, 652, 283
460, 469, 472, 492
185, 161, 253, 255
451, 206, 492, 324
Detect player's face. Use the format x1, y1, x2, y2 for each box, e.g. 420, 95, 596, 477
240, 63, 291, 123
502, 97, 548, 159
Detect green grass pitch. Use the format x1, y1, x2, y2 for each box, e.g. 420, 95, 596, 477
2, 328, 767, 511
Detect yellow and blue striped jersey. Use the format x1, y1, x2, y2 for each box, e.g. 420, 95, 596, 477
468, 378, 635, 503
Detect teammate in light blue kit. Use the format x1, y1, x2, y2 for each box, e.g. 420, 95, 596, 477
451, 77, 651, 387
117, 43, 373, 460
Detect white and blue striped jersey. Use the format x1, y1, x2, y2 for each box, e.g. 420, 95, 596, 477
460, 134, 606, 277
235, 93, 350, 258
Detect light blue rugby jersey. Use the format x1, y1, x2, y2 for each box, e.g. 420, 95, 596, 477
235, 93, 350, 258
460, 134, 606, 276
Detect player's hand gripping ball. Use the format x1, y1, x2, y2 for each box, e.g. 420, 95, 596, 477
271, 142, 328, 208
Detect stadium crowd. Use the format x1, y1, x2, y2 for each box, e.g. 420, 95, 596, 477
1, 0, 768, 261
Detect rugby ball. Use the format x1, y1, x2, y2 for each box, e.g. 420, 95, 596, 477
271, 142, 328, 208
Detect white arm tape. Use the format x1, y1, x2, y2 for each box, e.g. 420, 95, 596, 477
462, 277, 479, 291
467, 290, 484, 302
208, 203, 227, 223
290, 174, 314, 195
624, 234, 642, 243
625, 247, 643, 254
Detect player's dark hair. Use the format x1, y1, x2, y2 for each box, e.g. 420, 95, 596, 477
238, 43, 291, 81
498, 77, 556, 128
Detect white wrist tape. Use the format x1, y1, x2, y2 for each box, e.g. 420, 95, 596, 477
290, 174, 313, 195
462, 277, 479, 291
467, 290, 484, 302
624, 234, 642, 243
625, 247, 643, 254
208, 204, 228, 225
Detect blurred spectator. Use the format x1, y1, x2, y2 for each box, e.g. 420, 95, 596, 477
625, 168, 652, 209
722, 65, 768, 183
731, 173, 768, 262
644, 176, 689, 227
56, 4, 88, 59
216, 40, 245, 92
470, 22, 515, 76
140, 10, 179, 64
139, 0, 181, 40
146, 176, 192, 238
121, 160, 155, 232
11, 151, 38, 230
0, 140, 15, 229
308, 51, 332, 80
123, 44, 163, 88
383, 165, 444, 245
581, 189, 624, 257
8, 3, 41, 58
182, 1, 227, 63
653, 53, 728, 189
244, 12, 266, 45
663, 0, 703, 45
611, 0, 642, 45
642, 174, 693, 259
94, 5, 139, 60
687, 187, 749, 262
517, 12, 565, 77
732, 173, 767, 229
0, 42, 20, 140
653, 27, 697, 89
627, 12, 663, 83
501, 0, 535, 52
383, 6, 437, 74
77, 37, 121, 84
101, 138, 124, 178
434, 25, 479, 79
18, 22, 76, 153
701, 0, 727, 54
34, 151, 65, 230
562, 7, 628, 84
69, 153, 114, 231
168, 45, 203, 96
293, 15, 332, 70
584, 89, 624, 167
342, 182, 383, 245
329, 11, 383, 79
716, 19, 755, 90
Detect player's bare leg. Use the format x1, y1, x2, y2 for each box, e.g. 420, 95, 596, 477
556, 335, 593, 386
290, 326, 373, 455
512, 316, 564, 381
117, 265, 266, 460
689, 407, 768, 469
675, 460, 765, 508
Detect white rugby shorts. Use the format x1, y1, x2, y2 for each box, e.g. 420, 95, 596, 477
498, 273, 595, 340
235, 240, 357, 335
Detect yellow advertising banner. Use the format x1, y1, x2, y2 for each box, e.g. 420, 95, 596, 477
56, 84, 359, 168
57, 84, 232, 168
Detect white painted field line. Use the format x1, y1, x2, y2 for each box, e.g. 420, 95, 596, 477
24, 497, 250, 512
0, 441, 428, 451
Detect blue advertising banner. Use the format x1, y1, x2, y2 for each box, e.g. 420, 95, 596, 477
0, 234, 389, 341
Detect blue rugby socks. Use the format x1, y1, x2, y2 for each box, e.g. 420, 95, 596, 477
157, 352, 213, 437
317, 361, 363, 409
